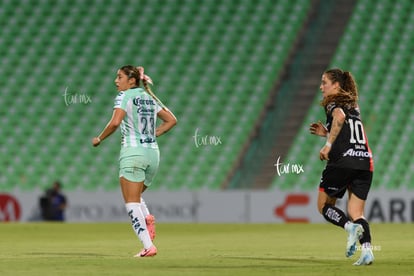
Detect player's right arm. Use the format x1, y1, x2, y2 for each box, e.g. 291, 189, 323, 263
92, 92, 126, 147
92, 108, 126, 147
319, 107, 346, 160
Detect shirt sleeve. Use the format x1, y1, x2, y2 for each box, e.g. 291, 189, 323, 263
326, 102, 337, 116
155, 100, 163, 114
114, 92, 125, 110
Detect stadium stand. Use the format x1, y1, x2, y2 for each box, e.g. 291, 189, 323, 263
1, 0, 412, 193
228, 0, 357, 189
0, 0, 311, 191
271, 0, 414, 190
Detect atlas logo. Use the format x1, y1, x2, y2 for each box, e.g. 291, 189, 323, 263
0, 194, 21, 221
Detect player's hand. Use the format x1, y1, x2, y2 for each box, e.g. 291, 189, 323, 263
310, 121, 328, 137
92, 137, 101, 147
319, 145, 330, 161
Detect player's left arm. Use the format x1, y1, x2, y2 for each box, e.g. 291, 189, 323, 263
156, 107, 177, 137
319, 107, 346, 160
92, 108, 126, 147
309, 121, 328, 137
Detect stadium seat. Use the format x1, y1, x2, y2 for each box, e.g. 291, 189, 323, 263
272, 0, 414, 190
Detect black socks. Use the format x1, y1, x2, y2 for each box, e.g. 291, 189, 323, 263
322, 205, 372, 245
322, 204, 349, 228
354, 217, 371, 244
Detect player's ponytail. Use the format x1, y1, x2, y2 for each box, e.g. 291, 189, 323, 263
119, 65, 168, 109
136, 66, 166, 109
342, 71, 358, 101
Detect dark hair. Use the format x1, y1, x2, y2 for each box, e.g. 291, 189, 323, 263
321, 68, 358, 108
119, 65, 141, 86
119, 65, 165, 108
53, 180, 61, 187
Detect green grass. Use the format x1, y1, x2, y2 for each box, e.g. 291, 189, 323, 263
0, 223, 413, 276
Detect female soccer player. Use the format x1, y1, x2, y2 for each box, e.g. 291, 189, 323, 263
309, 68, 374, 265
92, 65, 177, 257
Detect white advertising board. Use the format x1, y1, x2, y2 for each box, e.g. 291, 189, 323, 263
1, 188, 413, 223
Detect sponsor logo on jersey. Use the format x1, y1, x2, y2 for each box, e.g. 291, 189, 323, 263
133, 97, 156, 114
140, 138, 156, 144
343, 148, 372, 158
133, 97, 155, 106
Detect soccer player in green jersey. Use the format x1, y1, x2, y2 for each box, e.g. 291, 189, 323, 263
92, 65, 177, 257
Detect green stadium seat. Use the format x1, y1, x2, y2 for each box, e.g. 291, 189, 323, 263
4, 0, 384, 193
272, 0, 414, 190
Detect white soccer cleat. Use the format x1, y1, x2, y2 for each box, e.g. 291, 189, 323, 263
345, 223, 364, 257
353, 246, 374, 266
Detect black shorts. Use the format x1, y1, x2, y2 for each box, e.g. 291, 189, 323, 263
319, 166, 373, 200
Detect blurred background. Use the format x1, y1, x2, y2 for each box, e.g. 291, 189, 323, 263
1, 0, 413, 222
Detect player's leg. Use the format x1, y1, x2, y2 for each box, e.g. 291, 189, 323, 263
318, 167, 350, 228
120, 177, 157, 257
348, 171, 374, 265
318, 167, 363, 258
140, 190, 156, 241
318, 190, 362, 257
317, 191, 348, 227
140, 149, 160, 242
119, 151, 156, 257
140, 185, 150, 216
348, 191, 373, 265
347, 171, 372, 245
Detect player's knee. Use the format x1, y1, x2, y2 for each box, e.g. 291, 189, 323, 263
317, 190, 337, 215
318, 202, 334, 216
317, 203, 324, 214
317, 197, 326, 214
318, 202, 331, 215
318, 197, 336, 215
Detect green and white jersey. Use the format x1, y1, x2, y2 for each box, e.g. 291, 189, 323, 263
114, 87, 162, 149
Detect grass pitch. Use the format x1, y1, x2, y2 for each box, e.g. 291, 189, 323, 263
0, 223, 413, 276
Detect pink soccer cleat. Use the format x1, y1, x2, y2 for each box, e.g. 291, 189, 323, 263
134, 245, 157, 257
